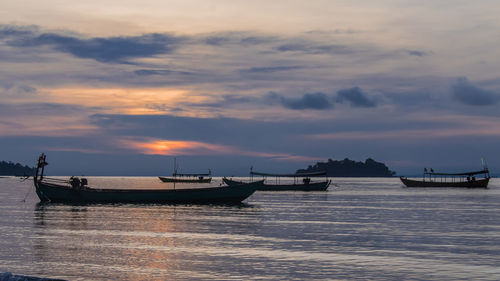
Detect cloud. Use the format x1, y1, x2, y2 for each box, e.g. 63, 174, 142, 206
187, 89, 380, 111
183, 94, 260, 108
118, 138, 319, 162
7, 32, 183, 63
407, 50, 427, 57
335, 87, 377, 108
0, 83, 37, 98
0, 25, 37, 38
265, 92, 333, 110
240, 65, 303, 73
205, 36, 230, 46
239, 36, 276, 45
452, 77, 500, 106
134, 69, 193, 76
184, 92, 333, 110
276, 43, 356, 55
88, 113, 332, 149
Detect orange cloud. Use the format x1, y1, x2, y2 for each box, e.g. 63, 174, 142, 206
119, 138, 320, 162
41, 87, 192, 115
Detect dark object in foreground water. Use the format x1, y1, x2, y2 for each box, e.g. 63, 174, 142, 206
400, 167, 490, 188
33, 154, 261, 204
223, 170, 331, 191
0, 272, 66, 281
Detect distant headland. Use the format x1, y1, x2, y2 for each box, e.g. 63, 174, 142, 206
0, 161, 35, 176
297, 158, 396, 177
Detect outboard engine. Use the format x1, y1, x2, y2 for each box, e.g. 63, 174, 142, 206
80, 178, 88, 186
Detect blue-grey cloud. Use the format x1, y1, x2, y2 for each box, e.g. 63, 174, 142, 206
452, 77, 500, 106
1, 83, 37, 95
266, 92, 333, 110
187, 89, 379, 111
205, 36, 230, 46
0, 25, 37, 38
407, 50, 427, 57
276, 43, 355, 55
7, 32, 183, 63
184, 94, 260, 108
0, 102, 104, 123
239, 36, 276, 45
134, 69, 193, 76
335, 87, 377, 108
240, 66, 303, 73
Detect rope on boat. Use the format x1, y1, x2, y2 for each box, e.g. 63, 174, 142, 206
21, 184, 32, 202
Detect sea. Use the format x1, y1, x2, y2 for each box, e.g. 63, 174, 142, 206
1, 177, 499, 281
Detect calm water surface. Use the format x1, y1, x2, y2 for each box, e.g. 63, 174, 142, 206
1, 177, 499, 280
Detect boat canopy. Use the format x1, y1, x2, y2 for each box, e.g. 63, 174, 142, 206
425, 169, 489, 176
250, 170, 327, 177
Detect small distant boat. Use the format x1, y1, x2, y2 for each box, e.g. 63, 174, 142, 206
224, 169, 331, 191
159, 172, 212, 183
33, 154, 261, 204
400, 165, 491, 188
158, 158, 212, 183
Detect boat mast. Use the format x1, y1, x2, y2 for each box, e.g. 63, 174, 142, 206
34, 153, 48, 185
173, 157, 177, 190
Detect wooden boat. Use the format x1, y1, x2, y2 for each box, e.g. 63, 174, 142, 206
224, 170, 331, 191
158, 173, 211, 183
158, 158, 212, 183
400, 167, 490, 188
33, 154, 261, 204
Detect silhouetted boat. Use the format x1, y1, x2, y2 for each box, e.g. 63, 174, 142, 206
33, 154, 261, 204
400, 167, 490, 188
158, 158, 212, 183
159, 172, 212, 183
224, 170, 331, 191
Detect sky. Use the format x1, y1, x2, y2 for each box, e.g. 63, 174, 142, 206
1, 0, 500, 176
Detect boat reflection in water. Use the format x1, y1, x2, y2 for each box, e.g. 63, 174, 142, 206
33, 154, 261, 204
400, 165, 490, 188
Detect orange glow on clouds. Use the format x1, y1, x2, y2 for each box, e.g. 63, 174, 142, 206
120, 138, 320, 162
122, 139, 228, 156
41, 87, 192, 115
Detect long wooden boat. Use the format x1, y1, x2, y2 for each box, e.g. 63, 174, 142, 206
158, 158, 212, 183
223, 170, 331, 191
223, 177, 330, 191
33, 154, 261, 204
400, 167, 490, 188
158, 174, 211, 183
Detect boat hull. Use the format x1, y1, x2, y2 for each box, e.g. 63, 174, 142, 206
34, 180, 262, 204
223, 178, 330, 191
400, 177, 489, 188
158, 176, 212, 183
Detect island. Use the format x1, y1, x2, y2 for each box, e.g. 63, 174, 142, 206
297, 158, 396, 177
0, 160, 35, 176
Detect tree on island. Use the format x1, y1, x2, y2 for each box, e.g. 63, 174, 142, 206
297, 158, 396, 177
0, 161, 35, 176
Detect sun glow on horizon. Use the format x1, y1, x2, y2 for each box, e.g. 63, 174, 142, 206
120, 138, 321, 162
